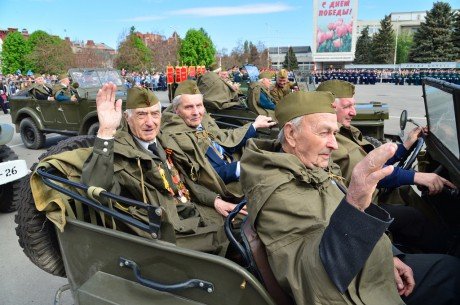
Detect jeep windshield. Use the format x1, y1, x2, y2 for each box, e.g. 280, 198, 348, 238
70, 69, 123, 89
424, 80, 460, 159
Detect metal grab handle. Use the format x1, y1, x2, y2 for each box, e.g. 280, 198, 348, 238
119, 257, 214, 293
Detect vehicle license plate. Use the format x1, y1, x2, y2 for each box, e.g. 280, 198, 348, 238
0, 160, 28, 185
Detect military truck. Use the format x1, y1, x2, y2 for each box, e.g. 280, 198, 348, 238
13, 77, 459, 304
0, 124, 28, 212
9, 68, 127, 149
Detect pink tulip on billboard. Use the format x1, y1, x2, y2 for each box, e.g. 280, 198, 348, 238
335, 18, 344, 26
328, 23, 336, 30
333, 39, 342, 48
347, 23, 352, 34
325, 31, 334, 40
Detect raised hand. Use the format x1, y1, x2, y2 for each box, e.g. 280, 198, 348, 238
96, 82, 123, 139
346, 143, 397, 211
253, 115, 277, 129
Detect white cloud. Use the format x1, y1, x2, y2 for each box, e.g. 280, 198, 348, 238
170, 3, 294, 17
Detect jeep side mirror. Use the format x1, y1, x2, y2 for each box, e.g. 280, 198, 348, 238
400, 110, 408, 131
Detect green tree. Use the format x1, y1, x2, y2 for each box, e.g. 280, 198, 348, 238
114, 27, 153, 72
354, 26, 373, 64
372, 15, 395, 64
1, 31, 29, 74
396, 32, 413, 64
179, 28, 216, 66
282, 46, 298, 70
409, 2, 456, 62
26, 37, 75, 75
452, 11, 460, 57
25, 30, 75, 74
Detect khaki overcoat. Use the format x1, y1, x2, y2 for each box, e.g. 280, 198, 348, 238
161, 107, 251, 201
240, 138, 403, 305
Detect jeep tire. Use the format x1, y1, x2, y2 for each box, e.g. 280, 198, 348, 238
87, 122, 99, 136
20, 117, 46, 149
0, 145, 24, 213
15, 135, 95, 277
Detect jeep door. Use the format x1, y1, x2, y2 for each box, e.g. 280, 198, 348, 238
36, 100, 59, 128
56, 102, 81, 131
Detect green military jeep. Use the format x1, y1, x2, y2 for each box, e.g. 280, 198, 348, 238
13, 77, 460, 304
9, 68, 127, 149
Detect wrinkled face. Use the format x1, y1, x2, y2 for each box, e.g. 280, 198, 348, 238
261, 78, 271, 89
125, 103, 161, 142
285, 113, 339, 169
333, 97, 356, 128
276, 77, 288, 87
35, 77, 45, 85
175, 94, 205, 128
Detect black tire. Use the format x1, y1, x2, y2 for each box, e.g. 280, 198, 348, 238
15, 135, 95, 277
363, 135, 383, 148
0, 145, 25, 213
87, 122, 99, 136
19, 117, 46, 149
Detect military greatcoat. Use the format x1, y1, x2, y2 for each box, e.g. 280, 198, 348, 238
161, 107, 253, 201
240, 138, 403, 305
80, 121, 227, 253
269, 83, 294, 104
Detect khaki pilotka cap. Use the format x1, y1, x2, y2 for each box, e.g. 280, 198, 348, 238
277, 69, 288, 78
275, 91, 335, 127
316, 80, 355, 98
59, 73, 68, 80
174, 80, 201, 98
258, 71, 272, 79
126, 87, 159, 109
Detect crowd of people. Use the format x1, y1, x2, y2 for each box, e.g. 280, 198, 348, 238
311, 68, 460, 85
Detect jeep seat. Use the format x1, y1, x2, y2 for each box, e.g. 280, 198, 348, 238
241, 219, 295, 305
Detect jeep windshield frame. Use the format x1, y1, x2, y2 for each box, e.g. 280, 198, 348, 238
422, 78, 460, 182
69, 68, 123, 89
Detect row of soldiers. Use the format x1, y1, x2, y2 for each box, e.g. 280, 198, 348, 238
312, 69, 460, 86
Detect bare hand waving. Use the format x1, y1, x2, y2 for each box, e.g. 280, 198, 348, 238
96, 82, 123, 139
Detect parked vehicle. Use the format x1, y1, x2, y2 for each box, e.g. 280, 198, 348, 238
9, 68, 127, 149
0, 124, 28, 212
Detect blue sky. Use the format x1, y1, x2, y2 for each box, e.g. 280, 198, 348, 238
1, 0, 457, 53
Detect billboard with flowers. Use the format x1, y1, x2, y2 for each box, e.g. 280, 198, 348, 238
313, 0, 358, 62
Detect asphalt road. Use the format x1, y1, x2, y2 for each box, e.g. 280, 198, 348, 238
0, 84, 427, 305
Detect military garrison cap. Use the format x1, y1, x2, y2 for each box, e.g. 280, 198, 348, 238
174, 80, 201, 97
277, 69, 288, 78
59, 73, 68, 80
316, 80, 355, 98
275, 91, 335, 127
258, 71, 272, 79
126, 87, 159, 109
209, 63, 221, 73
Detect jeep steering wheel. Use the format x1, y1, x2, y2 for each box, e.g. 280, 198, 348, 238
398, 137, 425, 170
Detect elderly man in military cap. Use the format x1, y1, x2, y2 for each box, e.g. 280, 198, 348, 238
247, 71, 276, 117
240, 91, 460, 305
161, 80, 276, 209
317, 79, 456, 252
82, 83, 228, 254
269, 68, 297, 104
53, 73, 77, 102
